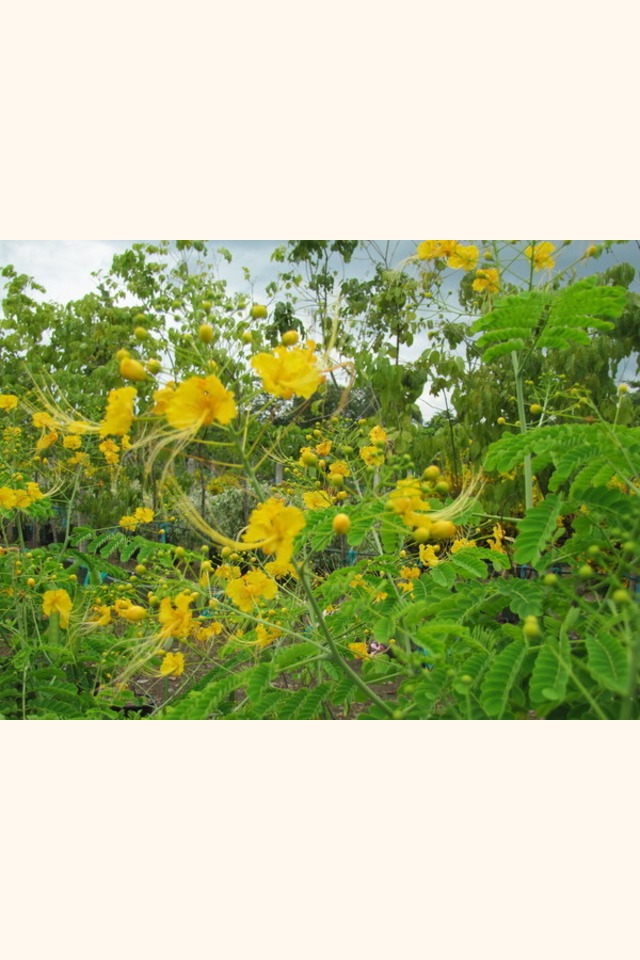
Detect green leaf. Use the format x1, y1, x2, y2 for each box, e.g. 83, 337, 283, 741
585, 633, 628, 694
270, 642, 319, 672
429, 563, 455, 587
157, 668, 255, 719
494, 579, 544, 617
246, 663, 272, 701
513, 494, 563, 565
482, 338, 526, 363
449, 548, 490, 580
480, 637, 528, 718
373, 616, 396, 645
529, 638, 571, 706
380, 514, 405, 555
292, 683, 331, 719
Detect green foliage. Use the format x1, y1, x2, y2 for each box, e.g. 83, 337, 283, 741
471, 278, 626, 363
2, 240, 640, 720
480, 637, 528, 718
529, 638, 571, 709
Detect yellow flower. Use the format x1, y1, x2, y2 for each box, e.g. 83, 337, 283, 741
387, 477, 430, 527
302, 490, 333, 510
159, 651, 185, 677
26, 482, 44, 501
398, 580, 414, 594
0, 395, 18, 412
42, 589, 72, 629
243, 498, 305, 564
67, 452, 89, 466
158, 591, 194, 639
120, 434, 132, 451
13, 490, 33, 509
360, 445, 384, 467
119, 514, 138, 531
328, 460, 350, 478
152, 383, 176, 416
35, 431, 58, 451
347, 641, 370, 660
0, 487, 17, 509
255, 623, 283, 649
417, 240, 457, 260
487, 523, 507, 553
524, 242, 556, 271
472, 267, 500, 294
400, 565, 421, 579
195, 621, 224, 643
92, 604, 112, 627
372, 591, 388, 603
63, 435, 82, 450
99, 386, 137, 437
215, 563, 242, 580
251, 344, 324, 400
419, 544, 441, 567
369, 425, 387, 443
315, 440, 332, 456
165, 375, 237, 431
447, 244, 479, 271
134, 507, 154, 524
349, 574, 367, 589
264, 559, 298, 580
225, 570, 278, 612
32, 411, 56, 429
451, 538, 476, 553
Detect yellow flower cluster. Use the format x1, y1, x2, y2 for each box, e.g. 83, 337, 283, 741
369, 425, 387, 443
252, 343, 324, 400
99, 438, 120, 464
302, 490, 333, 510
0, 482, 44, 511
328, 460, 350, 478
524, 242, 555, 271
159, 591, 194, 639
243, 498, 305, 564
360, 445, 384, 467
264, 559, 298, 580
315, 440, 332, 456
159, 651, 185, 677
472, 268, 500, 294
0, 395, 18, 412
419, 543, 441, 567
417, 240, 457, 260
225, 569, 278, 612
42, 589, 72, 629
163, 375, 237, 431
255, 623, 283, 649
417, 241, 480, 272
100, 386, 137, 437
387, 478, 431, 529
450, 538, 476, 553
347, 641, 370, 661
118, 506, 155, 531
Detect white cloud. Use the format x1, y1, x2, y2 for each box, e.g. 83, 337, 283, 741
0, 240, 130, 304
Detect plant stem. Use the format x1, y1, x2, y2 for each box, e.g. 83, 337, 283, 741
620, 609, 639, 720
294, 562, 395, 717
511, 350, 533, 511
